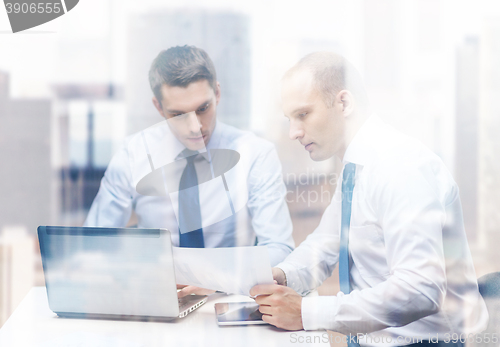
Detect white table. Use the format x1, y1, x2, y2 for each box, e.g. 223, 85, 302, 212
0, 287, 330, 347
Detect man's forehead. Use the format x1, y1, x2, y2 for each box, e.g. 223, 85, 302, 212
283, 66, 314, 88
160, 80, 213, 111
281, 69, 318, 110
282, 68, 316, 96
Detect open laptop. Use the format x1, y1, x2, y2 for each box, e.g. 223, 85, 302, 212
37, 226, 207, 320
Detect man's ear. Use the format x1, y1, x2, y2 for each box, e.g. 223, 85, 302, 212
152, 96, 166, 118
215, 82, 221, 106
338, 90, 355, 118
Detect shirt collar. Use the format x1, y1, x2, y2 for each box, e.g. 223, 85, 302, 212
342, 114, 385, 167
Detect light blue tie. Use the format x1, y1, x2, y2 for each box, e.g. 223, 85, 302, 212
339, 163, 360, 347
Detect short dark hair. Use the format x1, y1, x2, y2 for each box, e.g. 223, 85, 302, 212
149, 45, 217, 103
286, 52, 369, 109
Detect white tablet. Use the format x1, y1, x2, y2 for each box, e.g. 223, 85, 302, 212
214, 302, 269, 326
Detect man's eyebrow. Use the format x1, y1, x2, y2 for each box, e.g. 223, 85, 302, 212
165, 108, 184, 114
196, 100, 211, 109
165, 99, 211, 114
291, 105, 312, 115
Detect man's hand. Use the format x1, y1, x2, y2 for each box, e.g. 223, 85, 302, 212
249, 284, 303, 330
177, 285, 216, 298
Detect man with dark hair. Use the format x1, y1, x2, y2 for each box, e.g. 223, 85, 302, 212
85, 46, 295, 296
251, 52, 488, 347
149, 46, 218, 105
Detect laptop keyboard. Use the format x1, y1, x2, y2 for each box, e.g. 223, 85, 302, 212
179, 299, 190, 311
178, 298, 191, 310
177, 296, 207, 317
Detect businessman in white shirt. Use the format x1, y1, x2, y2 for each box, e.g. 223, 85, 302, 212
250, 52, 488, 346
84, 46, 295, 295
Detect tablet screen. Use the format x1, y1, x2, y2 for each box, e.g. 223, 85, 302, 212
214, 302, 268, 325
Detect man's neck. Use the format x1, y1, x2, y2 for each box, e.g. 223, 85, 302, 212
337, 111, 368, 162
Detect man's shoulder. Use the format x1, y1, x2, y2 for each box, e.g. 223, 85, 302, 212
109, 131, 143, 162
368, 124, 457, 199
366, 120, 441, 167
105, 124, 165, 174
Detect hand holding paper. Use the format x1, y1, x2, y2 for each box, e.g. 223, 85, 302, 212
172, 246, 273, 296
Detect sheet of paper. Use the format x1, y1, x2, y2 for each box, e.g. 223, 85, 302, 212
172, 246, 273, 296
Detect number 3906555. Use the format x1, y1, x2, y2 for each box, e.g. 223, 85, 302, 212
5, 3, 62, 14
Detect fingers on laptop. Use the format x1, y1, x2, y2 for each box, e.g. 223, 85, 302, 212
177, 285, 216, 298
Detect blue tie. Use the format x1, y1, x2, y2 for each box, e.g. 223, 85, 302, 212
178, 153, 205, 248
339, 163, 360, 347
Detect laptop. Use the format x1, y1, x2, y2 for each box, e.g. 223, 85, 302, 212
37, 226, 207, 320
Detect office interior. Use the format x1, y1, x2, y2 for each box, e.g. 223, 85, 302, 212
0, 0, 499, 331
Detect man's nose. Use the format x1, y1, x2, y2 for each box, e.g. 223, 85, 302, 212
289, 122, 304, 141
187, 112, 202, 133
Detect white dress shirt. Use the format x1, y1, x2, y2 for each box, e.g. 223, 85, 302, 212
276, 115, 488, 346
84, 120, 295, 266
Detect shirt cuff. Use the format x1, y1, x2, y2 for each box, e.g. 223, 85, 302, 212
301, 296, 339, 331
275, 262, 303, 293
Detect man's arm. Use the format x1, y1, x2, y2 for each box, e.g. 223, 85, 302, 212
246, 143, 295, 266
84, 147, 134, 227
252, 168, 448, 333
275, 197, 342, 295
248, 190, 344, 330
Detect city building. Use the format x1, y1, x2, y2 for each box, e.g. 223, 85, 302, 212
52, 83, 126, 225
127, 10, 251, 134
478, 18, 500, 269
0, 71, 53, 235
455, 37, 480, 243
0, 227, 34, 327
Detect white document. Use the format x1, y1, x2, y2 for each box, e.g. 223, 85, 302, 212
172, 246, 273, 296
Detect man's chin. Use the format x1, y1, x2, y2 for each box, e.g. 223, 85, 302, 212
309, 154, 322, 162
309, 150, 332, 162
183, 136, 210, 152
184, 143, 205, 152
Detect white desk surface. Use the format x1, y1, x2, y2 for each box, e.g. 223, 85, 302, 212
0, 287, 330, 347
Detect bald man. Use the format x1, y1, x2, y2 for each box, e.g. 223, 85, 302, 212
250, 52, 488, 347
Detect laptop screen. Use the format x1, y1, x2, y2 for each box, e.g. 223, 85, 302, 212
37, 226, 179, 317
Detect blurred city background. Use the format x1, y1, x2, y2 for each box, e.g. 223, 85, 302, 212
1, 0, 500, 328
